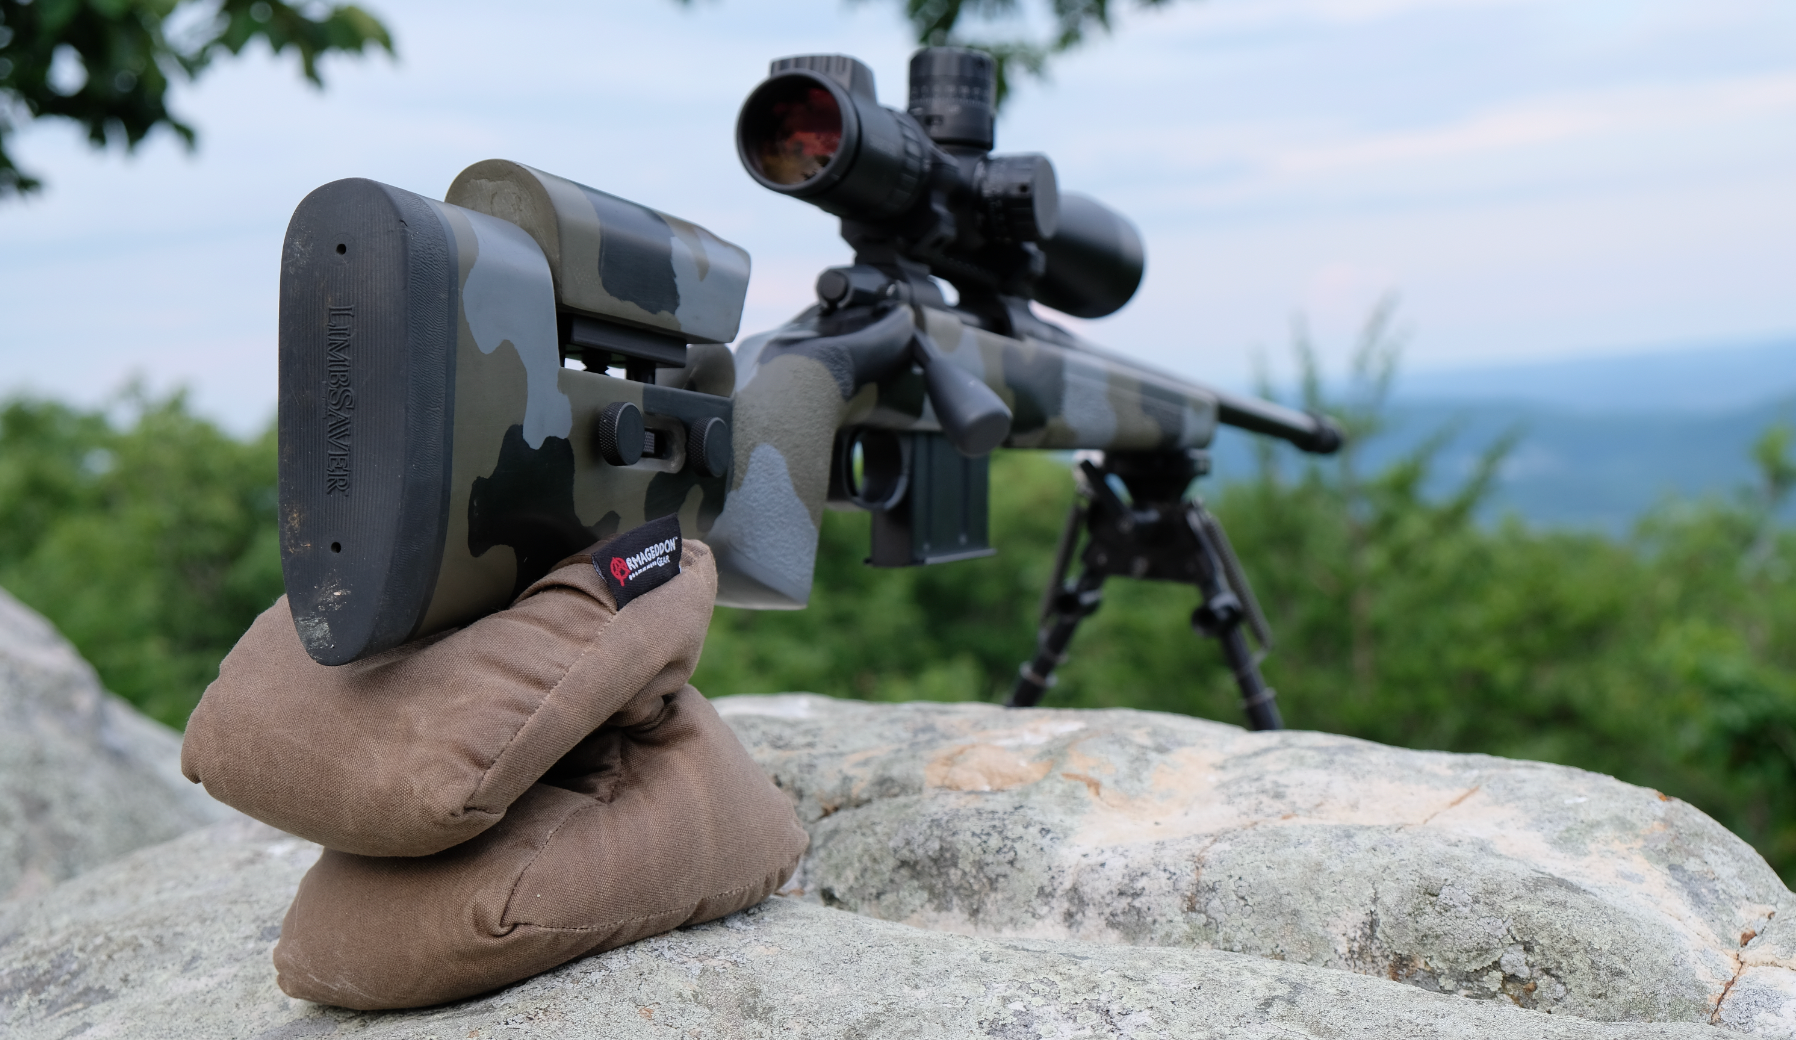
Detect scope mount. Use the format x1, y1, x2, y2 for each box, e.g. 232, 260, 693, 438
557, 313, 689, 383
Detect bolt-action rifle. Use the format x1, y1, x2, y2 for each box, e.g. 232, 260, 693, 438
273, 47, 1342, 730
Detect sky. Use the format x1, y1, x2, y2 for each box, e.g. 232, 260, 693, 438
1, 0, 1792, 433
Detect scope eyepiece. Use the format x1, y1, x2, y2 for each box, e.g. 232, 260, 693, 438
737, 55, 930, 220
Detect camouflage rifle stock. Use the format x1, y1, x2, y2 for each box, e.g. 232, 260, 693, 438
276, 47, 1342, 728
277, 167, 744, 665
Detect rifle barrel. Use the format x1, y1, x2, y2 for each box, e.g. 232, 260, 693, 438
1042, 337, 1345, 456
1213, 392, 1344, 455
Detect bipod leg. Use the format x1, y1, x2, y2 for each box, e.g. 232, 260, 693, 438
1010, 492, 1090, 708
1008, 568, 1104, 707
1186, 502, 1283, 731
1215, 625, 1283, 731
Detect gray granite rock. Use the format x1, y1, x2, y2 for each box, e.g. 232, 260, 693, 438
0, 819, 1730, 1038
1722, 894, 1796, 1037
716, 694, 1796, 1034
0, 586, 232, 902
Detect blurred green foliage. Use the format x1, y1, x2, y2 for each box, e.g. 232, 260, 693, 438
0, 0, 393, 197
2, 365, 1795, 882
0, 390, 281, 724
697, 313, 1796, 882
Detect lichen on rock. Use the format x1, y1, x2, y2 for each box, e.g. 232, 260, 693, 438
717, 694, 1796, 1033
0, 819, 1736, 1038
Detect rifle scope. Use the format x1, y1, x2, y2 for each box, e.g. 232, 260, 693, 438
737, 50, 1144, 319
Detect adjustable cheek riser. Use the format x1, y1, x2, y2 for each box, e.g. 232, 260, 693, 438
445, 159, 752, 350
278, 177, 740, 666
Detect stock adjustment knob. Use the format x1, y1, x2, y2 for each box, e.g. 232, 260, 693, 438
595, 402, 645, 466
688, 416, 732, 478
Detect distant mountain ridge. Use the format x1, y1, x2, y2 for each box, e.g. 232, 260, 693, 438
1207, 336, 1796, 531
1391, 337, 1796, 414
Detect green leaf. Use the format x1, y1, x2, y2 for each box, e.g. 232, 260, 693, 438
0, 0, 394, 198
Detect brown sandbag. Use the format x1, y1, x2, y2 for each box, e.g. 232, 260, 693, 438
273, 684, 809, 1010
182, 542, 717, 857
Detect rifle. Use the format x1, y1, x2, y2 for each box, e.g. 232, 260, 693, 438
274, 47, 1342, 731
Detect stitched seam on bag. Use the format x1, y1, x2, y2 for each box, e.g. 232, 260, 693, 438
506, 880, 776, 931
497, 785, 769, 932
465, 591, 621, 810
496, 796, 604, 926
470, 546, 707, 809
470, 546, 700, 804
465, 546, 707, 814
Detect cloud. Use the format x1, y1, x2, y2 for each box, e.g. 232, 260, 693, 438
1271, 73, 1796, 179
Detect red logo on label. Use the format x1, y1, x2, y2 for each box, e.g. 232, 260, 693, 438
609, 557, 630, 584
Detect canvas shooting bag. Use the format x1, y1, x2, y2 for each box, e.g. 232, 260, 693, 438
181, 534, 808, 1009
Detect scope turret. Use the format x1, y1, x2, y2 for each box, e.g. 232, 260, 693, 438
906, 47, 996, 150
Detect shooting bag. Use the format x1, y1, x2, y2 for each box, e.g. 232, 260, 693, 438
274, 683, 801, 1009
182, 534, 808, 1009
185, 533, 721, 858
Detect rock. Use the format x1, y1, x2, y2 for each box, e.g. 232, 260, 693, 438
0, 587, 232, 902
716, 695, 1796, 1033
1723, 894, 1796, 1036
0, 819, 1729, 1038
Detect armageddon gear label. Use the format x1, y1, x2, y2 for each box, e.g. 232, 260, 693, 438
597, 514, 683, 609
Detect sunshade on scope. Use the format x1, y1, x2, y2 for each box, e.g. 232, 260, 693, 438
735, 51, 1145, 319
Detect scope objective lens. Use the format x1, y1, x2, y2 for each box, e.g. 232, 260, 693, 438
738, 66, 931, 219
746, 83, 844, 186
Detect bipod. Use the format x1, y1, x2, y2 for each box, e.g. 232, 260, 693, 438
1005, 450, 1284, 731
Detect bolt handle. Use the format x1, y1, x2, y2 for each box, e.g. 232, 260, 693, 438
910, 329, 1012, 457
